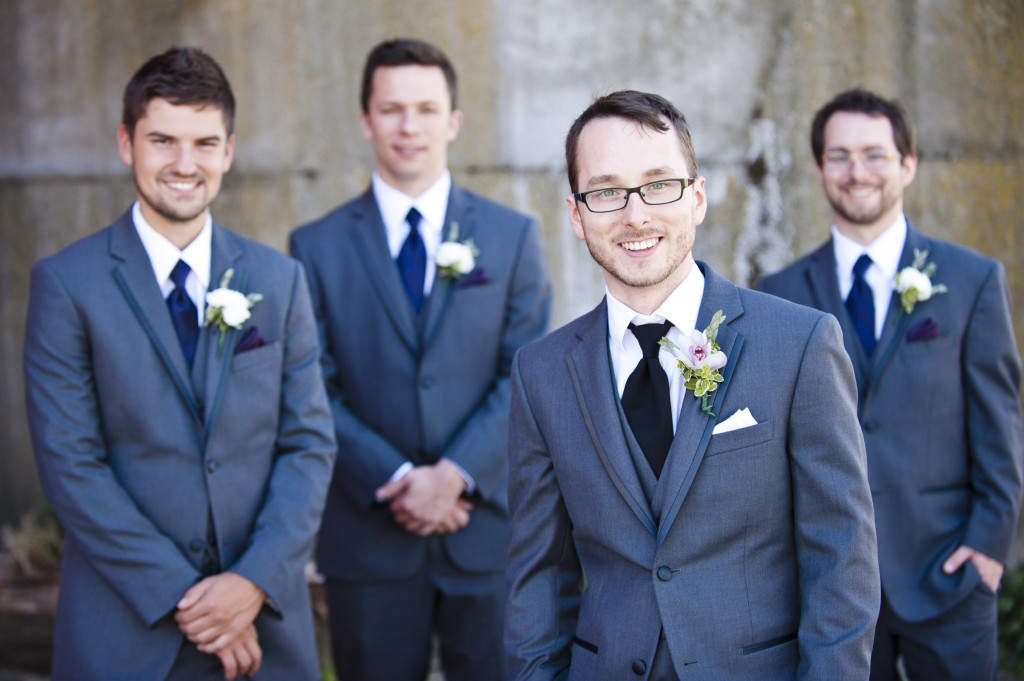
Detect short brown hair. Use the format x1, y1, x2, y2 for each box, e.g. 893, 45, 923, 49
360, 38, 457, 113
810, 88, 916, 167
122, 46, 236, 139
565, 90, 698, 192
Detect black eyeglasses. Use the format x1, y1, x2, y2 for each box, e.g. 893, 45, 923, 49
573, 178, 696, 213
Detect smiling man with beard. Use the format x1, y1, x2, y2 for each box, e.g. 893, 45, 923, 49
759, 88, 1024, 681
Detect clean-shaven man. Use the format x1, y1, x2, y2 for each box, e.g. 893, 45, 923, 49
759, 88, 1024, 681
505, 90, 880, 680
290, 38, 551, 681
24, 46, 336, 680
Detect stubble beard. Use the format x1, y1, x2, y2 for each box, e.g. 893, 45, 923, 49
135, 170, 213, 225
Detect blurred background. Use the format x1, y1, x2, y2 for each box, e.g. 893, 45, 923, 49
1, 0, 1022, 588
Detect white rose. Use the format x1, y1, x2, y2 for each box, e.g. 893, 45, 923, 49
436, 241, 475, 275
895, 267, 933, 300
206, 288, 253, 327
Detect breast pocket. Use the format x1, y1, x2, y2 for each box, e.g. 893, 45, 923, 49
230, 340, 282, 373
705, 419, 773, 458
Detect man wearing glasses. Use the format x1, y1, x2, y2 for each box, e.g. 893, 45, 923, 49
760, 88, 1024, 680
505, 90, 880, 680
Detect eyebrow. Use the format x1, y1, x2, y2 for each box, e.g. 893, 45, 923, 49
144, 130, 223, 144
585, 167, 679, 187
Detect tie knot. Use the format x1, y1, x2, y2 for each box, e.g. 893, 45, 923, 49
170, 260, 191, 288
406, 207, 423, 233
629, 321, 672, 359
853, 254, 872, 278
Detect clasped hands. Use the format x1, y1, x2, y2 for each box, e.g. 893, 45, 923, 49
175, 571, 266, 680
376, 459, 473, 536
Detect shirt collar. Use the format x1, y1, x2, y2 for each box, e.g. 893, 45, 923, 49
131, 201, 212, 290
606, 258, 705, 353
372, 170, 451, 255
832, 214, 908, 282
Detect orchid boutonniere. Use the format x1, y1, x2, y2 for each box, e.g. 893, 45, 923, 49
894, 249, 947, 315
435, 221, 478, 281
659, 310, 728, 417
204, 268, 263, 356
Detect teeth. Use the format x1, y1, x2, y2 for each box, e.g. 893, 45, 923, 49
167, 181, 198, 190
622, 238, 658, 251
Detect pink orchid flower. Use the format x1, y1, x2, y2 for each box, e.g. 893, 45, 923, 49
669, 329, 727, 372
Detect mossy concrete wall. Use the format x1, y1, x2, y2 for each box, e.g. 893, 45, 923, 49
2, 0, 1022, 555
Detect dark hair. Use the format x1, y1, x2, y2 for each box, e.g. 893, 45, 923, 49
122, 46, 236, 139
810, 88, 916, 166
360, 38, 458, 113
565, 90, 698, 193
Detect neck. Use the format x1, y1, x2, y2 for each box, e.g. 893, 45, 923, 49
833, 206, 903, 247
139, 201, 206, 250
380, 168, 446, 199
607, 257, 693, 316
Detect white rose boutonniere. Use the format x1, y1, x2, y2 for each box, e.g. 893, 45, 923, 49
658, 309, 728, 417
435, 221, 478, 281
894, 249, 947, 315
205, 268, 263, 356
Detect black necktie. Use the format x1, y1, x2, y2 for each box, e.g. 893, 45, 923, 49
846, 254, 876, 356
167, 260, 199, 365
621, 321, 674, 477
397, 207, 426, 313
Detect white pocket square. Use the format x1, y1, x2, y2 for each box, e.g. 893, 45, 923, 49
712, 408, 757, 434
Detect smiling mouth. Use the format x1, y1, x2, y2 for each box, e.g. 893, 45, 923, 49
162, 177, 203, 192
621, 237, 660, 251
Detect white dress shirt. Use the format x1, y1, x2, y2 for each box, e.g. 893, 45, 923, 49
372, 170, 451, 296
132, 201, 212, 327
606, 258, 705, 434
833, 215, 907, 340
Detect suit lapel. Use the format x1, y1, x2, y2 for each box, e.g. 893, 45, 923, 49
567, 302, 657, 535
350, 191, 420, 353
803, 241, 870, 394
199, 224, 244, 438
865, 224, 929, 393
656, 265, 744, 544
422, 186, 475, 350
108, 213, 202, 421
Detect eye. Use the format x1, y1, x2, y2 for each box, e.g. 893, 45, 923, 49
866, 152, 890, 163
825, 152, 850, 164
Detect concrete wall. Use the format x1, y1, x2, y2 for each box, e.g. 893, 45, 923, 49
2, 0, 1022, 553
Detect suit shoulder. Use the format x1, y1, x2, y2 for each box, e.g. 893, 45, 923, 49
516, 308, 594, 368
32, 222, 119, 281
458, 187, 535, 229
757, 243, 829, 293
290, 193, 366, 244
739, 286, 829, 324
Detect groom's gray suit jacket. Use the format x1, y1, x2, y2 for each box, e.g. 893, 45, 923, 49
760, 222, 1024, 623
24, 211, 337, 681
506, 264, 880, 681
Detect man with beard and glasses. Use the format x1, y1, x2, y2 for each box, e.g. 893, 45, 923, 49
23, 46, 336, 681
760, 88, 1024, 681
505, 89, 879, 681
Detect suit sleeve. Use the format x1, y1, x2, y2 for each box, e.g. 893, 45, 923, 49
787, 314, 881, 679
23, 260, 200, 626
438, 216, 552, 500
227, 262, 337, 607
961, 261, 1024, 562
505, 350, 581, 681
289, 231, 412, 507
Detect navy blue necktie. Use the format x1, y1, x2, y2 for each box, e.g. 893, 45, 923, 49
846, 254, 876, 356
167, 260, 199, 365
397, 207, 426, 313
621, 321, 674, 477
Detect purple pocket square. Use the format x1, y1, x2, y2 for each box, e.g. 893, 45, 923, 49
234, 326, 266, 354
457, 267, 491, 288
907, 318, 940, 342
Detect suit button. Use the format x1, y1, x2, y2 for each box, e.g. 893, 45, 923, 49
657, 565, 673, 581
206, 460, 218, 474
421, 376, 435, 389
632, 659, 647, 675
188, 540, 203, 553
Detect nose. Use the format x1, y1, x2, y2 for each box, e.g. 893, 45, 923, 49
171, 144, 198, 175
621, 191, 650, 228
399, 110, 418, 134
847, 156, 873, 181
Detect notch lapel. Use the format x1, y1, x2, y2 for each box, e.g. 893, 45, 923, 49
567, 302, 657, 536
349, 191, 420, 353
422, 186, 476, 350
108, 214, 201, 421
199, 224, 244, 439
656, 265, 744, 544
